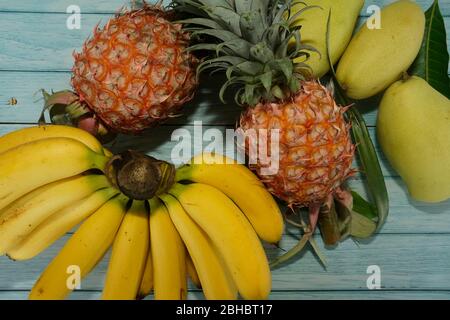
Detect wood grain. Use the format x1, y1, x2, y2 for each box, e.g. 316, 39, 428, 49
1, 234, 449, 292
0, 290, 450, 304
1, 290, 449, 300
0, 122, 449, 236
0, 71, 388, 126
0, 0, 448, 14
0, 0, 449, 300
0, 12, 449, 72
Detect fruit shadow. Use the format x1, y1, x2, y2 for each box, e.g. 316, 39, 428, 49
390, 176, 450, 215
353, 94, 382, 117
106, 73, 241, 157
173, 73, 242, 126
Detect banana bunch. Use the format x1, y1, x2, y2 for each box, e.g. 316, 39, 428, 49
0, 125, 283, 300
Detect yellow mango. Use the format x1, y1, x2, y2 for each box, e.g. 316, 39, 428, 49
336, 0, 425, 99
377, 76, 450, 203
290, 0, 364, 78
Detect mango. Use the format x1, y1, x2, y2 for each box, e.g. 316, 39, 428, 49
377, 76, 450, 203
336, 0, 425, 100
290, 0, 364, 78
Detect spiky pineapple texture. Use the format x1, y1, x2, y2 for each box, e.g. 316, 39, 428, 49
240, 81, 355, 206
174, 0, 356, 207
70, 4, 198, 134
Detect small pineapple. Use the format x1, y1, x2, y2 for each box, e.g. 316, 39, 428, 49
174, 0, 355, 229
42, 3, 198, 137
240, 81, 354, 207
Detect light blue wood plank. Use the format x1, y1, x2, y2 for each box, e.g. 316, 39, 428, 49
0, 234, 449, 291
0, 71, 448, 127
0, 13, 449, 72
1, 123, 450, 231
0, 125, 450, 233
1, 120, 450, 236
0, 124, 397, 176
0, 290, 449, 300
0, 0, 448, 15
0, 0, 449, 301
0, 72, 244, 126
1, 127, 449, 236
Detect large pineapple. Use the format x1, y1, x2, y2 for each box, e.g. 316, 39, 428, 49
174, 0, 355, 229
42, 4, 197, 136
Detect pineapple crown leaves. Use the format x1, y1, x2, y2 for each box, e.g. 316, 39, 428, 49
172, 0, 320, 106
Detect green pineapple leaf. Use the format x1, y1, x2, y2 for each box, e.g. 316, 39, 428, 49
176, 18, 224, 30
239, 11, 266, 44
410, 0, 450, 98
325, 9, 389, 233
349, 191, 378, 239
203, 6, 242, 35
351, 191, 377, 220
217, 39, 252, 59
350, 211, 377, 239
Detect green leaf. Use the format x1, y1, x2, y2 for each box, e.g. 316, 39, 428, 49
410, 0, 450, 98
203, 6, 242, 36
307, 236, 328, 269
235, 61, 264, 75
270, 233, 311, 269
350, 211, 377, 239
352, 191, 377, 220
250, 42, 275, 64
325, 10, 389, 232
176, 18, 224, 30
217, 38, 252, 59
347, 108, 389, 232
239, 11, 266, 44
258, 72, 273, 93
186, 43, 219, 52
191, 29, 239, 42
318, 199, 341, 246
197, 0, 233, 10
268, 58, 293, 82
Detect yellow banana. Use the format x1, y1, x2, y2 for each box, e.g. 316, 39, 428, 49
169, 183, 271, 300
103, 200, 149, 300
160, 194, 237, 300
137, 244, 154, 299
103, 148, 114, 157
0, 137, 109, 211
8, 187, 119, 261
0, 125, 104, 155
0, 174, 110, 255
186, 253, 201, 289
149, 198, 187, 300
176, 153, 283, 244
0, 177, 60, 219
29, 195, 129, 300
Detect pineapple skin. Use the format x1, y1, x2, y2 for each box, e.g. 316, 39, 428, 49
240, 81, 355, 206
71, 8, 198, 134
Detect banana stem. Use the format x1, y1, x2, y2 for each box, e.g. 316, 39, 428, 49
94, 154, 111, 172
104, 150, 176, 200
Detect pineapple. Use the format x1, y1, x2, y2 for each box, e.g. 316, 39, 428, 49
174, 0, 355, 230
42, 3, 198, 136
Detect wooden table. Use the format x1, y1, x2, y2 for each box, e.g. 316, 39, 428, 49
0, 0, 449, 300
